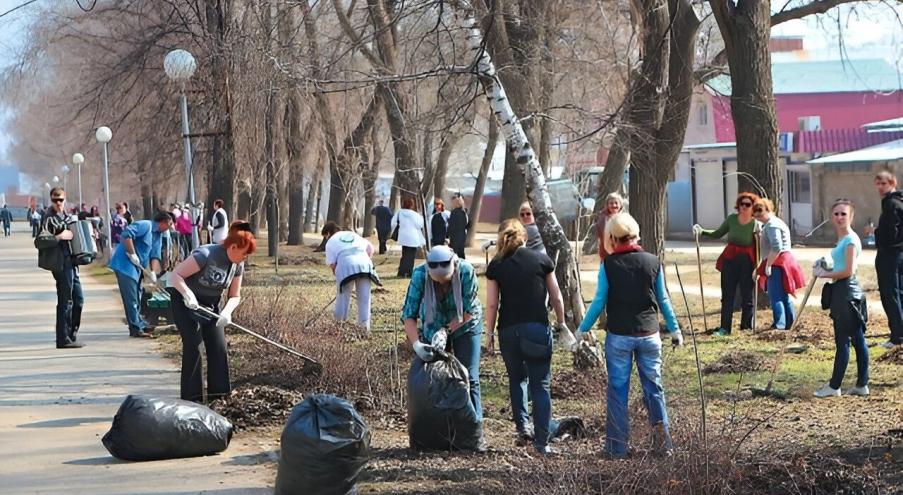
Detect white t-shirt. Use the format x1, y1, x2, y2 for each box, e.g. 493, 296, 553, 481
209, 208, 228, 244
325, 231, 373, 265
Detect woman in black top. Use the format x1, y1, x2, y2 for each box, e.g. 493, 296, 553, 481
485, 219, 569, 455
447, 194, 469, 259
430, 198, 449, 248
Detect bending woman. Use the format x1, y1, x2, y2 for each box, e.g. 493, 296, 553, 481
693, 192, 760, 336
169, 221, 256, 403
485, 219, 569, 455
753, 198, 805, 330
579, 212, 682, 458
813, 199, 869, 398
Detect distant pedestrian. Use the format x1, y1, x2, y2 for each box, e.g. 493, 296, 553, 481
874, 170, 903, 349
753, 198, 805, 330
39, 188, 84, 348
207, 199, 228, 244
447, 194, 469, 259
430, 198, 449, 248
29, 206, 41, 237
1, 204, 12, 236
322, 222, 380, 332
370, 199, 393, 255
108, 212, 175, 338
391, 197, 426, 278
122, 201, 133, 225
594, 192, 624, 260
813, 199, 869, 398
176, 206, 194, 260
518, 202, 546, 254
111, 203, 127, 248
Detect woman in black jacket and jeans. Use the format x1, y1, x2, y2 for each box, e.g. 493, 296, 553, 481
874, 170, 903, 349
485, 219, 570, 455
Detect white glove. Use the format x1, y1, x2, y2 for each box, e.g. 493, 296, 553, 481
671, 330, 684, 348
813, 265, 830, 278
431, 329, 448, 350
147, 271, 157, 284
412, 341, 434, 362
556, 322, 578, 352
127, 253, 141, 268
813, 257, 827, 270
692, 224, 704, 237
481, 240, 495, 252
764, 265, 772, 277
216, 310, 233, 330
181, 290, 200, 311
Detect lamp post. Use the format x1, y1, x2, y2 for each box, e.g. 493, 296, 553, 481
61, 165, 70, 197
164, 48, 199, 249
43, 182, 51, 208
96, 126, 113, 252
72, 153, 84, 211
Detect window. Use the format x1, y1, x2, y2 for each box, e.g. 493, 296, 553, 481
789, 171, 811, 203
698, 103, 708, 126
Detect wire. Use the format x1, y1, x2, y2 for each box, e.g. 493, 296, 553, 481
0, 0, 40, 19
75, 0, 97, 12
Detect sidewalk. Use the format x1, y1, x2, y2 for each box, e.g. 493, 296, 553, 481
0, 222, 273, 495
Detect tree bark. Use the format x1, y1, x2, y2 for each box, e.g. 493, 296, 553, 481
362, 117, 383, 237
583, 127, 630, 255
204, 0, 237, 218
465, 116, 498, 247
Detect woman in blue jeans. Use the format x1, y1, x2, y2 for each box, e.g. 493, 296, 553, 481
485, 219, 569, 456
578, 213, 683, 458
752, 198, 805, 330
813, 199, 869, 398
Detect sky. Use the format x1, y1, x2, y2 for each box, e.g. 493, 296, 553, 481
0, 1, 902, 162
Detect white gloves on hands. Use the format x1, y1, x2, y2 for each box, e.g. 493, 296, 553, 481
813, 265, 830, 278
671, 330, 684, 348
412, 341, 434, 362
147, 271, 157, 284
764, 265, 772, 277
127, 253, 141, 268
481, 240, 496, 252
431, 329, 448, 350
216, 311, 233, 330
182, 290, 200, 311
556, 322, 578, 352
692, 224, 704, 237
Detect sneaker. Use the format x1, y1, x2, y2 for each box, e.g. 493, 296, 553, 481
56, 341, 84, 349
879, 341, 899, 350
712, 328, 731, 337
515, 426, 535, 446
534, 445, 559, 457
813, 384, 841, 398
846, 385, 869, 397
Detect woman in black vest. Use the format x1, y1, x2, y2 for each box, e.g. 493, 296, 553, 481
485, 219, 569, 455
447, 194, 469, 259
577, 212, 683, 458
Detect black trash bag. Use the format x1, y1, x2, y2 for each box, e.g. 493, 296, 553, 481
550, 416, 587, 441
407, 350, 482, 451
275, 394, 371, 495
102, 395, 233, 461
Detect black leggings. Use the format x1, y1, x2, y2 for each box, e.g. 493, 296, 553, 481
398, 246, 417, 277
170, 291, 230, 403
719, 255, 754, 332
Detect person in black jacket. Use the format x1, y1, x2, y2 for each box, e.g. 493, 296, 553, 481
370, 199, 393, 254
43, 188, 84, 349
430, 198, 449, 248
447, 194, 469, 259
874, 170, 903, 349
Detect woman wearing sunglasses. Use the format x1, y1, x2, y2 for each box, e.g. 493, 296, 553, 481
752, 198, 805, 330
594, 192, 624, 260
168, 220, 256, 403
518, 202, 546, 254
401, 245, 485, 447
692, 192, 761, 336
812, 199, 869, 398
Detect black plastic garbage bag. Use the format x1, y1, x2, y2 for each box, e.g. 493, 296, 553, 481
102, 395, 233, 461
275, 394, 371, 495
407, 351, 482, 451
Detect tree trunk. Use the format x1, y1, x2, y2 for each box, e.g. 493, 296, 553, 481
433, 126, 467, 199
304, 164, 321, 234
361, 117, 383, 237
285, 92, 305, 245
458, 4, 584, 327
237, 186, 250, 220
500, 149, 527, 221
204, 1, 237, 218
583, 128, 630, 255
465, 116, 498, 247
710, 2, 782, 210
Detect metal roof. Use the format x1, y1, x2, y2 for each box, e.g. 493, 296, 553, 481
864, 117, 903, 131
797, 129, 903, 153
808, 139, 903, 164
707, 59, 903, 96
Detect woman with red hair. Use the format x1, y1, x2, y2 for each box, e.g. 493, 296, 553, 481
168, 220, 257, 402
693, 192, 760, 336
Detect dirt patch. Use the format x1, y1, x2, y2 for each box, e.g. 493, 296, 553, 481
703, 350, 766, 375
210, 384, 301, 430
876, 345, 903, 364
551, 368, 606, 400
276, 254, 322, 265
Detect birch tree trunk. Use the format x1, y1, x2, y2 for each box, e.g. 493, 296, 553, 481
457, 3, 584, 326
465, 116, 498, 247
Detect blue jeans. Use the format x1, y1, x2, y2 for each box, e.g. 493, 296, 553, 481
604, 333, 672, 458
767, 267, 795, 330
449, 330, 483, 422
499, 322, 552, 447
52, 260, 84, 345
830, 311, 869, 390
115, 271, 147, 335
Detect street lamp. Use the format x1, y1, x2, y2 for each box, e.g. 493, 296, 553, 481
164, 48, 200, 249
96, 126, 113, 252
43, 182, 51, 208
61, 165, 70, 197
71, 153, 84, 210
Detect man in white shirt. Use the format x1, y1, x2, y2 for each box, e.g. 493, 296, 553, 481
207, 199, 228, 244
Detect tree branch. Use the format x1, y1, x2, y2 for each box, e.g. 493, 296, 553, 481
771, 0, 864, 26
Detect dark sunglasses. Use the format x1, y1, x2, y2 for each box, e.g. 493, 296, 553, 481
753, 207, 765, 213
739, 202, 753, 208
428, 261, 451, 269
51, 197, 65, 203
833, 212, 848, 217
519, 212, 533, 217
233, 221, 253, 232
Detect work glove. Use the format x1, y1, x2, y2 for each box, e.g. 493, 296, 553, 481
431, 328, 448, 350
127, 253, 141, 268
765, 265, 772, 277
692, 224, 704, 237
147, 271, 157, 285
481, 240, 496, 252
556, 322, 578, 352
216, 310, 233, 330
671, 330, 684, 348
813, 265, 830, 278
412, 341, 435, 362
181, 290, 200, 311
813, 257, 828, 270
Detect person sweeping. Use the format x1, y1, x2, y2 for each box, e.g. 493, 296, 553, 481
692, 192, 760, 336
168, 221, 256, 403
752, 198, 805, 330
321, 221, 380, 333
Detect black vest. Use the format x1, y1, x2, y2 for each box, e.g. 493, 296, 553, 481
603, 250, 661, 337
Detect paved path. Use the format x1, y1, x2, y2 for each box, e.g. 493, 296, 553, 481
0, 223, 274, 495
